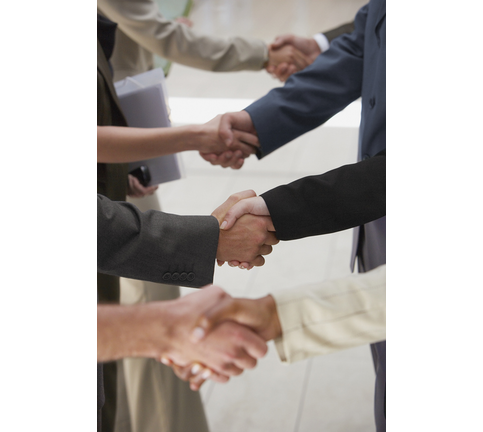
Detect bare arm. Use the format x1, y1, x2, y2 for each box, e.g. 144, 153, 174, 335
97, 115, 258, 163
98, 285, 268, 376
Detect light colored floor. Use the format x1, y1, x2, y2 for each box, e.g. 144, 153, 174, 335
146, 0, 376, 430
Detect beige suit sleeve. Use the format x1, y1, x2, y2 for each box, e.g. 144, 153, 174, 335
97, 0, 267, 72
272, 265, 386, 363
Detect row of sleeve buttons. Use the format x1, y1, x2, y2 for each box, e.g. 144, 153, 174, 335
162, 272, 195, 282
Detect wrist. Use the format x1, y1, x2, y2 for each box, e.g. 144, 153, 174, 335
180, 124, 203, 152
128, 302, 172, 359
259, 295, 282, 340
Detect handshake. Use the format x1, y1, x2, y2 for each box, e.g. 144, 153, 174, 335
213, 190, 276, 269
265, 34, 323, 82
158, 284, 281, 391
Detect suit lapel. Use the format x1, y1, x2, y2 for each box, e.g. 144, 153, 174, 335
97, 39, 127, 125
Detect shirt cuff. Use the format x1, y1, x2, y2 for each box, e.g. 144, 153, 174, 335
313, 33, 330, 52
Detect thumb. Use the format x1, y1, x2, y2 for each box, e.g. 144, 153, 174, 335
218, 113, 235, 146
270, 34, 293, 50
220, 199, 254, 230
191, 296, 237, 343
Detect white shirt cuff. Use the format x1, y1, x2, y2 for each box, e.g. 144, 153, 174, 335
313, 33, 330, 53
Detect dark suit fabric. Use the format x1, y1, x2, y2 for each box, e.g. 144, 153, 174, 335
97, 194, 219, 287
261, 151, 385, 240
97, 24, 130, 431
324, 21, 355, 42
245, 1, 386, 430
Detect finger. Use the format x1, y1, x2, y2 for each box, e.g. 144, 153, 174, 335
270, 34, 293, 50
206, 371, 230, 384
237, 262, 251, 270
250, 255, 266, 267
285, 64, 298, 80
211, 190, 257, 223
231, 157, 245, 170
291, 50, 310, 70
227, 260, 241, 267
199, 152, 217, 164
218, 113, 236, 145
159, 356, 173, 366
273, 63, 289, 79
171, 363, 200, 381
189, 368, 212, 391
216, 259, 225, 267
191, 296, 238, 342
220, 200, 255, 230
233, 327, 268, 361
217, 362, 244, 376
264, 231, 280, 246
232, 131, 259, 150
230, 350, 258, 370
259, 244, 273, 256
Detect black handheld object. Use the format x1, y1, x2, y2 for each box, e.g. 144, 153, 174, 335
129, 165, 151, 187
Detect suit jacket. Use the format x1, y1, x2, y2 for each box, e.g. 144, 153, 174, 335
97, 37, 129, 202
244, 1, 386, 430
245, 0, 386, 272
273, 264, 385, 363
261, 151, 385, 240
97, 194, 219, 288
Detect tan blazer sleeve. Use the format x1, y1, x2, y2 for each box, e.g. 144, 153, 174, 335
97, 0, 267, 73
272, 265, 386, 363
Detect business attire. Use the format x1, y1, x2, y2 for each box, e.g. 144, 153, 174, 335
262, 150, 385, 240
97, 15, 130, 431
98, 0, 354, 81
97, 194, 219, 431
97, 194, 219, 285
273, 264, 385, 363
97, 0, 267, 81
97, 15, 211, 432
244, 0, 386, 429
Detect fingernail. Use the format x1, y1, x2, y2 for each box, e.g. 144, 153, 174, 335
191, 327, 205, 342
191, 364, 202, 375
220, 221, 227, 230
228, 262, 236, 267
201, 369, 212, 379
160, 357, 170, 365
239, 265, 245, 269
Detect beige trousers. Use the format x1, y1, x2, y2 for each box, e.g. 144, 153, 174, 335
114, 193, 209, 432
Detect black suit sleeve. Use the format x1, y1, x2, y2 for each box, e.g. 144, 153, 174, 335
97, 194, 219, 288
261, 151, 385, 241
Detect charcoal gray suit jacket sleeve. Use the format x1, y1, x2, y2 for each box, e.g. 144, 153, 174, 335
261, 151, 385, 241
97, 194, 219, 288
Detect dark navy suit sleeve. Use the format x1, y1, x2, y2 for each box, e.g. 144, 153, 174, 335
97, 194, 219, 288
245, 4, 369, 157
261, 151, 385, 240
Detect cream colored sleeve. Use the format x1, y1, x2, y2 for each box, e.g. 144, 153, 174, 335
272, 265, 386, 363
97, 0, 268, 72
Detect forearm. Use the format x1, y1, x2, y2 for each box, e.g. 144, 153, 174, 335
98, 0, 267, 72
246, 6, 368, 157
97, 125, 204, 163
97, 303, 170, 362
261, 151, 386, 240
272, 265, 386, 363
97, 194, 219, 287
